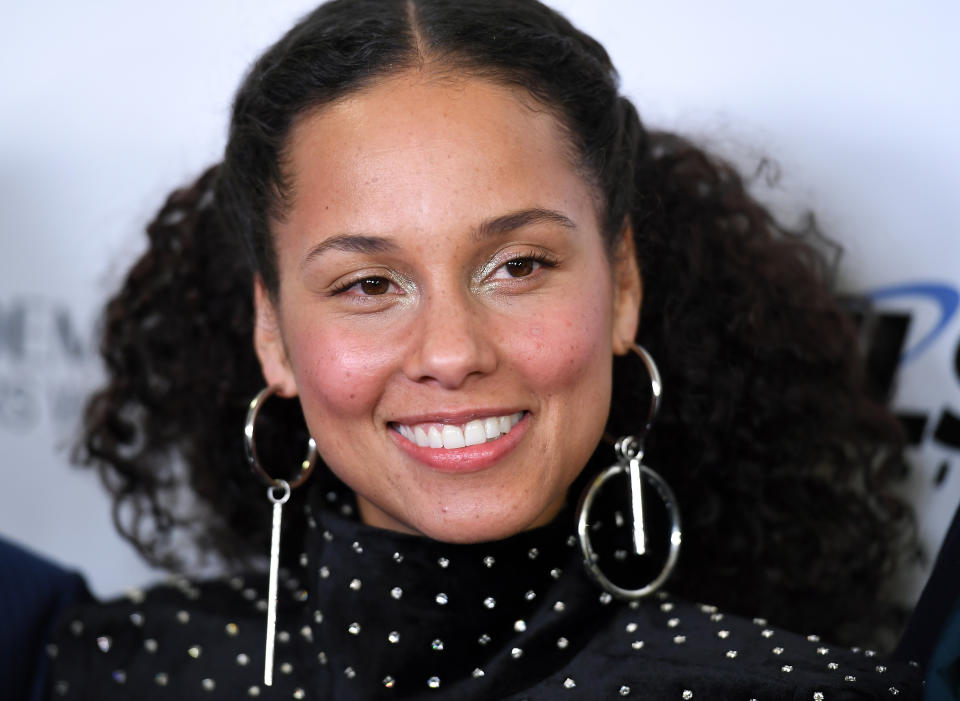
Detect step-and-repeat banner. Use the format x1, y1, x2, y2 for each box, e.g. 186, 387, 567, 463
1, 0, 958, 601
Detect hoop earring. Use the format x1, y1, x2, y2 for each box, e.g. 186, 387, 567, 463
244, 385, 318, 490
576, 344, 682, 600
243, 385, 318, 687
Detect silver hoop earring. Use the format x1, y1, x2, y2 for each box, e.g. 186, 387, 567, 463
576, 344, 682, 600
243, 385, 318, 687
244, 385, 318, 490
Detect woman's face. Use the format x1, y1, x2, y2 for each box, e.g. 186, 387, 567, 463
255, 71, 640, 543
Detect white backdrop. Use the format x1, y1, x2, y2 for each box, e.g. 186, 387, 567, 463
1, 0, 958, 603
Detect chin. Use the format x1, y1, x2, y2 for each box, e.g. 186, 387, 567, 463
403, 498, 566, 544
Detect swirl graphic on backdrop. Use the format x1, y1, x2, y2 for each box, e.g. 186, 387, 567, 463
868, 283, 960, 363
861, 281, 960, 490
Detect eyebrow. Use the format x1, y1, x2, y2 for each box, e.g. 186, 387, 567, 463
301, 208, 576, 268
302, 234, 399, 269
472, 208, 577, 240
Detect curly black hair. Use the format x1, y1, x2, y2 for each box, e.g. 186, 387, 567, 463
76, 0, 914, 649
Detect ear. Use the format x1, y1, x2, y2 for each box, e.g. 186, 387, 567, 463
253, 276, 298, 397
610, 222, 642, 356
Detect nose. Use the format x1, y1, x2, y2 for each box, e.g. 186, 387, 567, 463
402, 287, 497, 389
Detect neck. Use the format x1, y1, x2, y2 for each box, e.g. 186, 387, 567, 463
295, 484, 614, 697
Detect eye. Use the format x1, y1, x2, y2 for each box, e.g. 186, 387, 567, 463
330, 275, 398, 297
504, 258, 535, 278
358, 277, 390, 295
489, 251, 558, 281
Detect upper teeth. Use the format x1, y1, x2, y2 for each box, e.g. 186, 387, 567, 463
395, 412, 523, 449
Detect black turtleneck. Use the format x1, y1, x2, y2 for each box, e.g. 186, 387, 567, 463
43, 484, 923, 699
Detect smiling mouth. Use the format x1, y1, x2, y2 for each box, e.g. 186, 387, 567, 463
391, 412, 524, 449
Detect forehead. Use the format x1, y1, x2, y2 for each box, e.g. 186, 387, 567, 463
275, 71, 600, 243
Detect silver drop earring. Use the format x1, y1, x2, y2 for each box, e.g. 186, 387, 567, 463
244, 386, 318, 686
576, 344, 682, 599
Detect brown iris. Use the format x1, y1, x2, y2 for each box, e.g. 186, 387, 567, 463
505, 259, 534, 278
359, 277, 390, 295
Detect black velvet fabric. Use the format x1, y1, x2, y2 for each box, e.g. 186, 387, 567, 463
897, 500, 960, 665
43, 487, 923, 699
0, 536, 91, 701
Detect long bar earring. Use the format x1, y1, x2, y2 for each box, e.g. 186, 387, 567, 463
576, 344, 682, 599
244, 385, 318, 686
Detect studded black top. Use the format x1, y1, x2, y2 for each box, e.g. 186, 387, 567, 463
43, 486, 923, 699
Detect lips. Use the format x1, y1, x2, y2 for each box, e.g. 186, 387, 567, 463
388, 411, 530, 474
392, 412, 524, 449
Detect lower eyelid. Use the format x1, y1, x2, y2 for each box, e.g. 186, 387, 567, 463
348, 283, 399, 297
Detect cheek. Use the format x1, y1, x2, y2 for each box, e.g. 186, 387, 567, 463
283, 318, 397, 417
514, 288, 614, 391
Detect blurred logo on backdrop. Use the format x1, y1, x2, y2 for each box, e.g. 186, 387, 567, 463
850, 282, 960, 491
0, 296, 98, 436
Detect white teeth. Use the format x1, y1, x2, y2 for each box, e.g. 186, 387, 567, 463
395, 412, 524, 449
441, 424, 466, 449
413, 426, 429, 448
464, 420, 486, 447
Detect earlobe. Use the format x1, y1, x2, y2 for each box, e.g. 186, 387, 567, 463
253, 277, 298, 397
611, 223, 642, 356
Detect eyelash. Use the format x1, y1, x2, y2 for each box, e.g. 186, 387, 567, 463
328, 250, 559, 297
329, 275, 394, 297
494, 251, 558, 278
